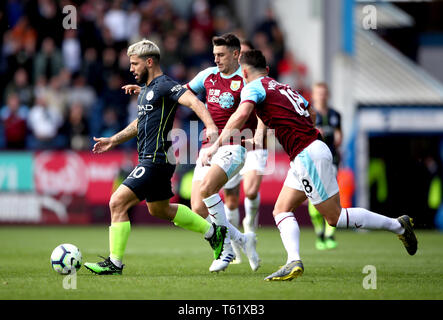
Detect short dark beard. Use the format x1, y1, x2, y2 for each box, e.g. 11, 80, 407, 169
137, 67, 149, 84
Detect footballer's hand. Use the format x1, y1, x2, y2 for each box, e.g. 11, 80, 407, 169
200, 144, 218, 166
206, 126, 219, 144
122, 84, 141, 95
92, 137, 114, 154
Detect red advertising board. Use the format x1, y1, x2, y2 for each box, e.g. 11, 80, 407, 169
34, 150, 138, 205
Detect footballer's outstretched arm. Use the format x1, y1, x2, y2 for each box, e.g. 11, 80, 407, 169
178, 89, 218, 142
93, 119, 138, 154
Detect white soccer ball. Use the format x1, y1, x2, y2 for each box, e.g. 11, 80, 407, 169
50, 244, 82, 275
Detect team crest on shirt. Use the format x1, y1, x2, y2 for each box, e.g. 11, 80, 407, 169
146, 90, 154, 101
230, 80, 241, 91
219, 92, 234, 109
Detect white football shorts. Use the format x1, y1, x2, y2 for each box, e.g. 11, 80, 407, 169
224, 149, 269, 189
193, 144, 247, 183
283, 139, 339, 205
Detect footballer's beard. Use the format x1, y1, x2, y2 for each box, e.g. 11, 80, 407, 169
136, 67, 149, 84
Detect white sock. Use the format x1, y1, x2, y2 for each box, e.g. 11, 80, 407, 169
110, 257, 122, 268
225, 205, 240, 228
244, 193, 260, 226
337, 208, 404, 234
203, 193, 230, 243
204, 223, 215, 239
274, 212, 301, 264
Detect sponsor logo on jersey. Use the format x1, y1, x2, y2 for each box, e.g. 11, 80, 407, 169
138, 104, 154, 116
230, 80, 241, 91
219, 92, 235, 109
171, 84, 183, 93
146, 90, 154, 101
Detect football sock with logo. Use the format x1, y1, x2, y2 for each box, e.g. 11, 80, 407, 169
109, 221, 131, 268
336, 208, 403, 234
203, 193, 231, 243
172, 204, 212, 237
308, 201, 325, 237
274, 212, 301, 264
244, 193, 260, 229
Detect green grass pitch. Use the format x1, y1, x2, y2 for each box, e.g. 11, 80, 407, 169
1, 225, 442, 300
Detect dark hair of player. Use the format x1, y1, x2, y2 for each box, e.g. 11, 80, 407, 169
239, 49, 267, 71
212, 33, 241, 51
240, 39, 255, 50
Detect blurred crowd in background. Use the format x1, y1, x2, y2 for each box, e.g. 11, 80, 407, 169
0, 0, 310, 151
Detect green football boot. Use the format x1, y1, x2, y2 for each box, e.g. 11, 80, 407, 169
84, 256, 124, 275
264, 260, 304, 281
324, 236, 338, 249
316, 237, 326, 250
397, 215, 418, 255
205, 224, 227, 260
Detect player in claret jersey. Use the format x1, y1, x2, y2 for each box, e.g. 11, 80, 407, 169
202, 50, 418, 281
186, 33, 261, 272
84, 39, 228, 275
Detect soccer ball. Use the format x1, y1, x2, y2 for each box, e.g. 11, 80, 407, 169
50, 244, 82, 275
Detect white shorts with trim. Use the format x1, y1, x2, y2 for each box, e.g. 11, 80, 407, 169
224, 149, 268, 189
192, 144, 247, 183
283, 139, 339, 205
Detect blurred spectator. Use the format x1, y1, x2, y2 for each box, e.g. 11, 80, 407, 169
66, 74, 97, 114
25, 0, 63, 45
4, 68, 33, 107
42, 75, 68, 117
104, 0, 129, 48
184, 29, 213, 70
212, 5, 235, 36
62, 29, 82, 73
60, 102, 90, 150
190, 0, 213, 40
80, 47, 105, 93
102, 72, 129, 126
101, 47, 118, 89
27, 94, 63, 149
0, 92, 28, 149
117, 48, 132, 84
33, 37, 63, 83
10, 16, 37, 52
100, 108, 120, 138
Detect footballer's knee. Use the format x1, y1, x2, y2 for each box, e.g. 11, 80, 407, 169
245, 190, 258, 201
109, 194, 128, 221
